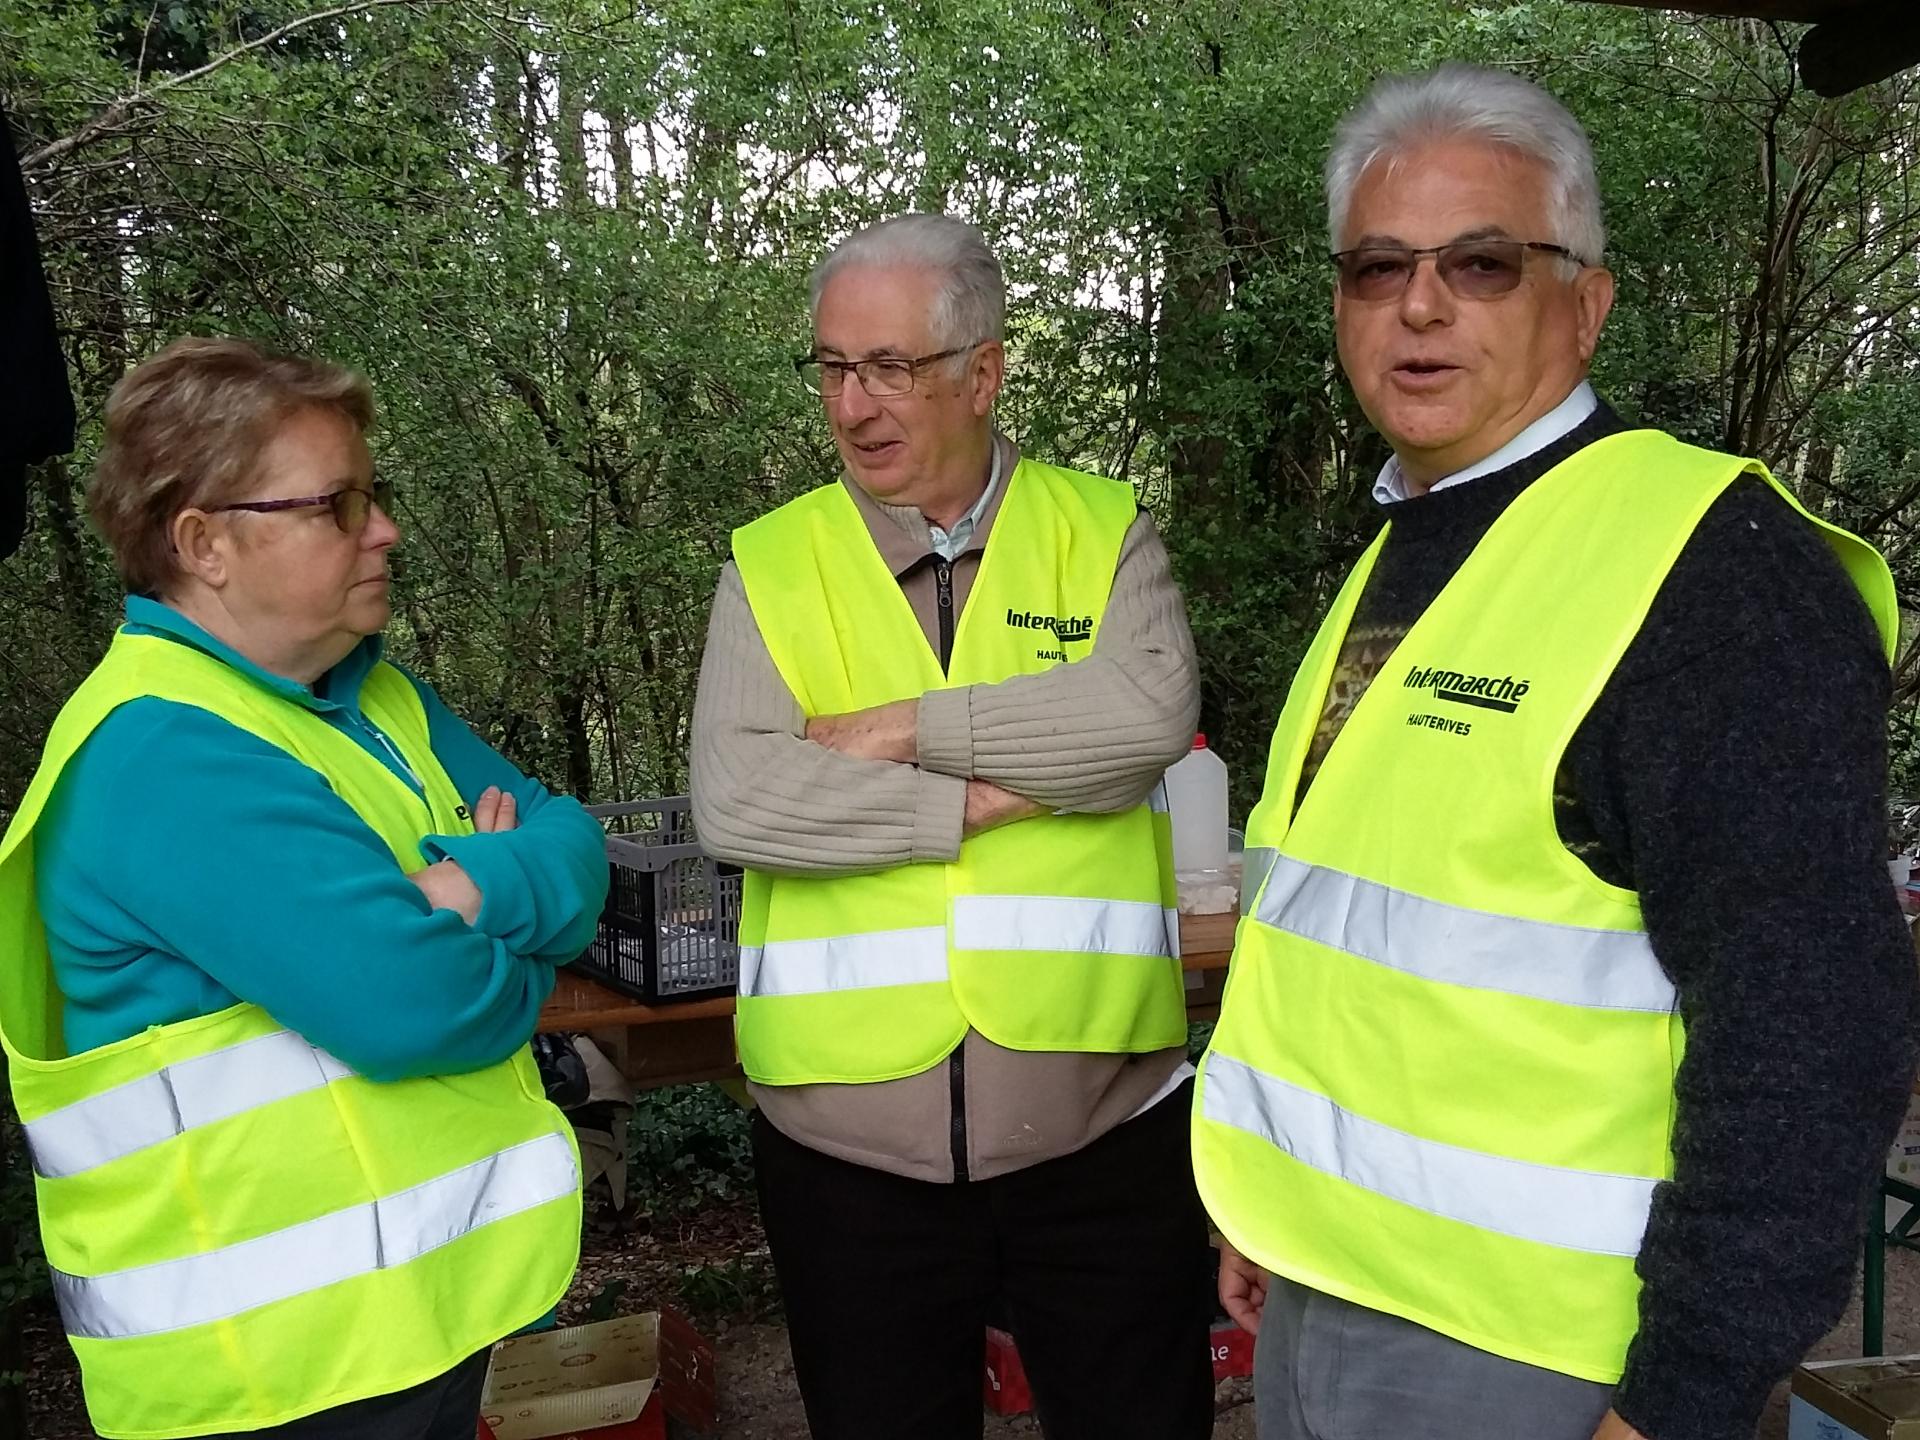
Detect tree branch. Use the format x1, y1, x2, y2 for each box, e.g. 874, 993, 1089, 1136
21, 0, 448, 174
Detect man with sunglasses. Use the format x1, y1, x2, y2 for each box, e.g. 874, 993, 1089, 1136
1193, 64, 1916, 1440
691, 214, 1213, 1439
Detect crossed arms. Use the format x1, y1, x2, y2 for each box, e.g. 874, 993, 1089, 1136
690, 514, 1199, 874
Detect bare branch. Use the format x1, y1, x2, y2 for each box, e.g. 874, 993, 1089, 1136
134, 0, 164, 96
21, 0, 450, 174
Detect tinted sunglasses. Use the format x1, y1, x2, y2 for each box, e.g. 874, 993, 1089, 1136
1331, 240, 1584, 302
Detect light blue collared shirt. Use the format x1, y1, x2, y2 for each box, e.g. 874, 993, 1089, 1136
1372, 381, 1598, 505
928, 440, 1006, 560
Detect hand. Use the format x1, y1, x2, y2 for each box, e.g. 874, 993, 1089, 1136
806, 700, 918, 764
963, 779, 1044, 837
408, 859, 483, 925
1217, 1237, 1269, 1335
1592, 1412, 1647, 1440
471, 785, 518, 833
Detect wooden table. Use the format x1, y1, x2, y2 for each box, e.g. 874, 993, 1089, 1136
538, 910, 1238, 1090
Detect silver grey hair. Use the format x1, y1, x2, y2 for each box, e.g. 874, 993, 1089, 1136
1325, 63, 1607, 266
808, 214, 1006, 350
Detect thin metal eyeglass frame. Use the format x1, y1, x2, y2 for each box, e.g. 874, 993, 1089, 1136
793, 343, 984, 397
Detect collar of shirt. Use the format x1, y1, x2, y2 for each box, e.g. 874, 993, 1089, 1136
928, 438, 1006, 561
1371, 381, 1598, 506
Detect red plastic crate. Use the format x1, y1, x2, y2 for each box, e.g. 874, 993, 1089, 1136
1209, 1321, 1254, 1380
981, 1319, 1252, 1416
983, 1328, 1033, 1416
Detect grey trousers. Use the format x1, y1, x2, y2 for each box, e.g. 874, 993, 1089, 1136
1253, 1275, 1614, 1440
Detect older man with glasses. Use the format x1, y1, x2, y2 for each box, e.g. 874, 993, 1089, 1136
691, 214, 1214, 1440
1193, 64, 1917, 1440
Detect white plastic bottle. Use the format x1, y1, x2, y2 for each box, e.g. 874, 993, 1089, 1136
1165, 733, 1230, 882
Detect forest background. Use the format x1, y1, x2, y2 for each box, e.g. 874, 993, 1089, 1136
12, 0, 1920, 811
7, 0, 1920, 1423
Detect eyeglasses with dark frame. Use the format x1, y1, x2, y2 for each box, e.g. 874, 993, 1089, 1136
1330, 240, 1586, 302
793, 343, 984, 398
210, 477, 396, 534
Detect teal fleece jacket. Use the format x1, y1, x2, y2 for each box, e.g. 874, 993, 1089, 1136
34, 597, 609, 1078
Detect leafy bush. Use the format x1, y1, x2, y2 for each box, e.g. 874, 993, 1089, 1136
0, 1123, 45, 1314
675, 1256, 783, 1325
625, 1083, 756, 1215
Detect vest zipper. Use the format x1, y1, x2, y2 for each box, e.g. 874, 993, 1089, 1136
935, 556, 967, 1180
935, 559, 955, 672
949, 1042, 968, 1181
355, 712, 423, 795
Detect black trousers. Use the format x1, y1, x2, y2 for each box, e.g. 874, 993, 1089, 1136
199, 1348, 491, 1440
753, 1080, 1216, 1440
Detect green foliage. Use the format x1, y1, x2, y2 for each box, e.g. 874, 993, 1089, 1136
6, 0, 1920, 808
1186, 1019, 1213, 1064
674, 1255, 782, 1325
582, 1277, 628, 1322
0, 1120, 45, 1402
0, 1126, 45, 1312
626, 1084, 756, 1214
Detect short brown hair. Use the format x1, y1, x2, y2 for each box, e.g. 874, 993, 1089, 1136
88, 336, 375, 596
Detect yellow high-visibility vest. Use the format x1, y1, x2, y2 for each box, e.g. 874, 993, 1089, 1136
0, 630, 582, 1439
1193, 430, 1897, 1382
730, 460, 1186, 1084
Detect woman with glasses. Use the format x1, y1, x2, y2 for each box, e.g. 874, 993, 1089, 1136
0, 336, 607, 1439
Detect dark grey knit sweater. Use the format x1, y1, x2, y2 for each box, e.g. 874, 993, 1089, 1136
1298, 403, 1919, 1440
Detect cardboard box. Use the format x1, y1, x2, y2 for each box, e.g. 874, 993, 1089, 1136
480, 1310, 716, 1440
981, 1320, 1253, 1417
1790, 1354, 1920, 1440
478, 1408, 656, 1440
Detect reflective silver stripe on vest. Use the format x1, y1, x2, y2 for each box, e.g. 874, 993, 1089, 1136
1252, 855, 1675, 1013
1240, 847, 1279, 916
739, 890, 1179, 1000
25, 1030, 355, 1180
1202, 1054, 1655, 1257
53, 1131, 578, 1340
737, 925, 948, 999
952, 895, 1177, 959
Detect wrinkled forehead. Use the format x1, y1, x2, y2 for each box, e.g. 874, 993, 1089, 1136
811, 263, 944, 357
1341, 140, 1556, 249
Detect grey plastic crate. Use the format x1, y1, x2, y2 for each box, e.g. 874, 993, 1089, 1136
571, 796, 741, 1003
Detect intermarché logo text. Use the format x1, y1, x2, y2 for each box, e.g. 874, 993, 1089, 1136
1006, 609, 1094, 644
1402, 664, 1530, 714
